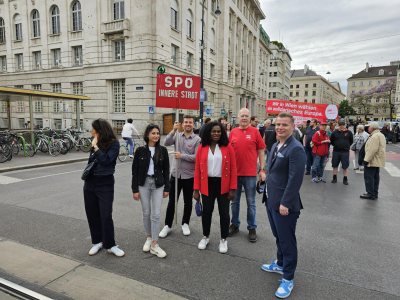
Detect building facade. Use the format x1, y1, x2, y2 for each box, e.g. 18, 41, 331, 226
0, 0, 268, 132
267, 41, 291, 100
290, 65, 345, 105
347, 62, 398, 120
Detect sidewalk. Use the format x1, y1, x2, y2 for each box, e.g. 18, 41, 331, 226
0, 238, 185, 300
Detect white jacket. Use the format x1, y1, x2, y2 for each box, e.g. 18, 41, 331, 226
121, 123, 139, 138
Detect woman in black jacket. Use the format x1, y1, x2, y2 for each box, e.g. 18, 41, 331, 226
84, 119, 125, 257
132, 124, 170, 258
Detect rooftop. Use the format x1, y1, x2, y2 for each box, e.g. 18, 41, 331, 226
290, 68, 318, 78
348, 65, 398, 80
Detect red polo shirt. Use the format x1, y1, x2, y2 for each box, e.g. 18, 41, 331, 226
229, 126, 266, 176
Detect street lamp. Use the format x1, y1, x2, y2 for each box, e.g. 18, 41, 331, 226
200, 0, 221, 122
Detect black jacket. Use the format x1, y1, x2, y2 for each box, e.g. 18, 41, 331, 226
88, 140, 119, 176
330, 129, 353, 152
264, 124, 277, 151
131, 145, 170, 193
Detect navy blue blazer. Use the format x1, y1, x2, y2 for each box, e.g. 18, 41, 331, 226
265, 136, 306, 212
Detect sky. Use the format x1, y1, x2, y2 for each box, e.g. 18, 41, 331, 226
259, 0, 400, 94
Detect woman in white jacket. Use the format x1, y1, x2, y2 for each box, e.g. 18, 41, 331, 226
353, 125, 369, 170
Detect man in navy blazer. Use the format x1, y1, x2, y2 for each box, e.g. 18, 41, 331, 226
261, 112, 306, 299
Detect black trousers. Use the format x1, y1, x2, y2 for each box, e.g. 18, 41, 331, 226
83, 175, 116, 249
201, 177, 230, 239
364, 166, 380, 197
267, 205, 300, 281
165, 176, 194, 227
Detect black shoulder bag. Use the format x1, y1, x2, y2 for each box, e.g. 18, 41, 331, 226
81, 159, 97, 180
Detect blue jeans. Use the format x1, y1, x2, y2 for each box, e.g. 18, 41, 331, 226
311, 155, 326, 178
230, 176, 257, 230
305, 146, 313, 172
123, 137, 134, 155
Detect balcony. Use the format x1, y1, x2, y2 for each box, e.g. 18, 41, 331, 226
101, 19, 130, 40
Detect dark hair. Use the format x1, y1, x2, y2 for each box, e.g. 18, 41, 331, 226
204, 117, 211, 124
143, 124, 161, 147
277, 112, 295, 124
183, 115, 195, 122
218, 116, 227, 122
201, 121, 229, 146
250, 116, 258, 122
92, 119, 117, 149
127, 118, 133, 123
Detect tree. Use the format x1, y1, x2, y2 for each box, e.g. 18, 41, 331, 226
338, 100, 356, 117
350, 90, 373, 120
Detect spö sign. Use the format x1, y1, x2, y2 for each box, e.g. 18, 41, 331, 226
156, 74, 201, 109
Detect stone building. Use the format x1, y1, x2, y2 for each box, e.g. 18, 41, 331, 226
267, 41, 291, 100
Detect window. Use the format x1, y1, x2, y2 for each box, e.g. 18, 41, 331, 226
34, 118, 43, 128
186, 10, 193, 39
210, 28, 216, 53
112, 79, 125, 113
32, 51, 41, 69
211, 0, 217, 12
171, 0, 178, 29
72, 1, 82, 31
378, 69, 384, 76
32, 84, 41, 90
289, 92, 293, 97
312, 99, 316, 103
17, 101, 24, 113
312, 91, 316, 96
295, 91, 299, 96
72, 46, 83, 66
1, 102, 7, 113
34, 101, 43, 112
272, 92, 276, 98
210, 63, 215, 79
0, 18, 5, 43
0, 56, 6, 71
31, 9, 40, 38
113, 0, 125, 20
51, 48, 61, 67
187, 52, 193, 70
296, 84, 299, 88
50, 5, 61, 34
72, 82, 84, 112
113, 40, 125, 61
360, 81, 364, 87
304, 99, 308, 103
52, 83, 62, 93
112, 120, 125, 135
305, 84, 309, 88
304, 91, 308, 96
313, 83, 317, 88
171, 44, 179, 65
14, 14, 22, 41
53, 100, 62, 113
290, 84, 293, 89
15, 53, 23, 70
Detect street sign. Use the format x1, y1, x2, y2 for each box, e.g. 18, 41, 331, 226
221, 108, 226, 115
205, 107, 212, 116
157, 65, 166, 74
156, 74, 200, 109
148, 105, 155, 114
200, 88, 207, 103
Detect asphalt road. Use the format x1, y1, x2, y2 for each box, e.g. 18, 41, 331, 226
1, 145, 400, 299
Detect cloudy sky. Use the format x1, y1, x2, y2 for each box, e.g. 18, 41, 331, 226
259, 0, 400, 93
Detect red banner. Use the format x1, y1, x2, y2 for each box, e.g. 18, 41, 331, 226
266, 99, 338, 124
156, 74, 200, 109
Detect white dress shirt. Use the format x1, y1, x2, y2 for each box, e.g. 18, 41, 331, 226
147, 147, 155, 175
208, 144, 222, 177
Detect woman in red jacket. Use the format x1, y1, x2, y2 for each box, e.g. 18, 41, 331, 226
193, 121, 237, 253
311, 121, 330, 183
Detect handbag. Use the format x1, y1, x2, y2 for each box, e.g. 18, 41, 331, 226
195, 200, 202, 217
81, 159, 97, 180
350, 143, 356, 151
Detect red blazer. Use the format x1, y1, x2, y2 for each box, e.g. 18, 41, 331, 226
194, 144, 237, 196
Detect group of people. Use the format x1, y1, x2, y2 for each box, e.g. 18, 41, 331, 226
82, 109, 305, 299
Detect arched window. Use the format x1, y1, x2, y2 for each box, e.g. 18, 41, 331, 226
170, 0, 178, 30
14, 14, 23, 41
0, 18, 5, 44
113, 0, 125, 20
186, 9, 193, 39
32, 9, 40, 38
50, 5, 60, 34
72, 1, 82, 31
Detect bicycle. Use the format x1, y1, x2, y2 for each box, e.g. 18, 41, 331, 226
118, 135, 143, 162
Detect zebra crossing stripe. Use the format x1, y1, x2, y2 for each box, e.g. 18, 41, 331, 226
384, 162, 400, 177
0, 175, 23, 185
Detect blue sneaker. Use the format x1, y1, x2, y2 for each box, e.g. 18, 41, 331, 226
275, 279, 294, 299
261, 260, 283, 274
311, 177, 319, 183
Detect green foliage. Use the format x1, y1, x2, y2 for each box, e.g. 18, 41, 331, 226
338, 100, 356, 117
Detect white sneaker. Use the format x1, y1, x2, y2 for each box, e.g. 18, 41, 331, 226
143, 238, 152, 252
107, 245, 125, 257
129, 155, 133, 158
219, 239, 228, 254
181, 223, 190, 236
88, 242, 102, 256
198, 237, 209, 250
150, 244, 167, 258
159, 225, 172, 238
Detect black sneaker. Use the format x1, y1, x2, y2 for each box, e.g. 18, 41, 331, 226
248, 229, 257, 243
305, 171, 310, 175
331, 176, 337, 183
343, 177, 349, 185
228, 224, 239, 237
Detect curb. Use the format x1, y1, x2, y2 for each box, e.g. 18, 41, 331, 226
0, 158, 87, 173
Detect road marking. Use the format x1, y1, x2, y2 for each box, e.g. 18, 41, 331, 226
384, 162, 400, 177
23, 170, 82, 181
0, 175, 23, 185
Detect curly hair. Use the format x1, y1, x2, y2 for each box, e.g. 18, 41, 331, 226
143, 124, 161, 147
201, 121, 229, 146
91, 119, 117, 150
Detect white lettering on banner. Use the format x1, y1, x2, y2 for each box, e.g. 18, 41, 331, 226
164, 76, 193, 89
158, 89, 178, 98
180, 91, 198, 99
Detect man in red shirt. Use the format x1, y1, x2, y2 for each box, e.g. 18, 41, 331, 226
311, 121, 330, 183
228, 108, 266, 242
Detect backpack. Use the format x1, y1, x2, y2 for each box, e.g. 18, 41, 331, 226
358, 137, 369, 166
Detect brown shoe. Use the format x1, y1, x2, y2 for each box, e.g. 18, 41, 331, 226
248, 229, 257, 243
228, 224, 239, 237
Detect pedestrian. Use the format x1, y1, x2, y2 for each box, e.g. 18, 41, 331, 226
159, 115, 201, 238
199, 117, 212, 139
228, 108, 266, 242
132, 124, 170, 258
352, 125, 369, 171
250, 116, 259, 128
193, 121, 237, 253
392, 123, 399, 144
226, 123, 232, 137
261, 112, 306, 299
260, 119, 271, 139
218, 116, 228, 128
311, 121, 330, 183
330, 119, 353, 185
83, 119, 125, 257
303, 119, 319, 175
360, 122, 386, 200
121, 118, 140, 158
264, 118, 276, 160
